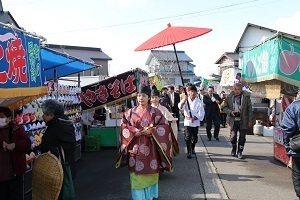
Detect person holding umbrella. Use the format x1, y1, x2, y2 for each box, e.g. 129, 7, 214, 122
116, 84, 173, 200
179, 85, 205, 159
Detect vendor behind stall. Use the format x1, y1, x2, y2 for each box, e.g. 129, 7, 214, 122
81, 109, 95, 135
0, 106, 31, 200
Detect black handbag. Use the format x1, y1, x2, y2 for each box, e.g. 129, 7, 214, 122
290, 134, 300, 153
57, 147, 75, 200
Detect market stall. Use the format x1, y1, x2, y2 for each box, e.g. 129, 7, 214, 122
80, 68, 148, 149
242, 34, 300, 165
0, 24, 48, 200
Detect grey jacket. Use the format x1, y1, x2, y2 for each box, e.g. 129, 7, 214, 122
222, 91, 253, 130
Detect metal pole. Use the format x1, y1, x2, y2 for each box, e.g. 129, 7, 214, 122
54, 68, 58, 99
173, 44, 193, 118
78, 73, 81, 87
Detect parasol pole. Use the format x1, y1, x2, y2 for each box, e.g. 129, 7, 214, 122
172, 44, 193, 118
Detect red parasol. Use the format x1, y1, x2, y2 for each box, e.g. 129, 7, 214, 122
135, 23, 212, 117
135, 23, 212, 51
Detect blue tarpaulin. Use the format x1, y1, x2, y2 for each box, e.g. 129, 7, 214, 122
41, 47, 100, 80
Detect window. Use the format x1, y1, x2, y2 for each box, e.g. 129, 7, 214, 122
183, 79, 190, 84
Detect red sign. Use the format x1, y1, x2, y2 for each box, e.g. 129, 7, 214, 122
80, 69, 148, 110
273, 128, 289, 165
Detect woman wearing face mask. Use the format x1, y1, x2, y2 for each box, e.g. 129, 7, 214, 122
116, 84, 173, 200
0, 106, 31, 200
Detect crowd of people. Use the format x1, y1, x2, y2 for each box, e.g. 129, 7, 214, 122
116, 82, 254, 200
2, 80, 299, 200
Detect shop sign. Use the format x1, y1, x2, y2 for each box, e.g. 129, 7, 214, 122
81, 69, 148, 110
242, 36, 300, 87
220, 68, 241, 86
149, 75, 163, 91
0, 26, 44, 88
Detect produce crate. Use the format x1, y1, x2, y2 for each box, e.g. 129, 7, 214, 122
89, 127, 120, 147
85, 135, 100, 151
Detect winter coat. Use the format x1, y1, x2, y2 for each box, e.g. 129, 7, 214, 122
40, 115, 77, 179
203, 93, 222, 117
282, 99, 300, 156
0, 124, 31, 177
222, 91, 253, 130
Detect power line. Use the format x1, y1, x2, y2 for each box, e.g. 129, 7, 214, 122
46, 0, 263, 34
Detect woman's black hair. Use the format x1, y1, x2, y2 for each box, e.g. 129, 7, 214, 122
0, 107, 12, 118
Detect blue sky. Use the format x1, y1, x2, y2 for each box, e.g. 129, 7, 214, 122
3, 0, 300, 79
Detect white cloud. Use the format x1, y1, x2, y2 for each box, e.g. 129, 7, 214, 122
274, 11, 300, 36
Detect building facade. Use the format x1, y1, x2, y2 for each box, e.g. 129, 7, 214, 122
146, 50, 197, 86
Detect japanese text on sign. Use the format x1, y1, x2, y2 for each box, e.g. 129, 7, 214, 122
81, 73, 136, 108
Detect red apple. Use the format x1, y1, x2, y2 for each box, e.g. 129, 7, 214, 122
279, 45, 300, 75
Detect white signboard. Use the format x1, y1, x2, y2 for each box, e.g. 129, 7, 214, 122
220, 68, 242, 87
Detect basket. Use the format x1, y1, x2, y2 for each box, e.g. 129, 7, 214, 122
85, 135, 101, 151
32, 152, 63, 200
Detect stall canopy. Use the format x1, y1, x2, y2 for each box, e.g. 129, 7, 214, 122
41, 47, 100, 80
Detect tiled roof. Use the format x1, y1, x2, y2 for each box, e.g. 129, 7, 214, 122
214, 52, 238, 64
47, 44, 112, 61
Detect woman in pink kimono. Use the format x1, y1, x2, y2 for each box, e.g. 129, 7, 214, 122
116, 85, 173, 200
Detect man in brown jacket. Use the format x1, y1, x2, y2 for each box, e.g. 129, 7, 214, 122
222, 83, 253, 159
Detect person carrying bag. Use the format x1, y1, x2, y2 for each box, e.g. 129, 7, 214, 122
57, 147, 75, 200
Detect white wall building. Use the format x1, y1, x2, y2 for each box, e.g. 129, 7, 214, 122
145, 50, 197, 86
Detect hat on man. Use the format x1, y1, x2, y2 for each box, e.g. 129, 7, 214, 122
189, 85, 197, 92
295, 88, 300, 94
138, 84, 151, 96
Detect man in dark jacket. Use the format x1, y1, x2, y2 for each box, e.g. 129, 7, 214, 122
222, 83, 253, 159
0, 107, 31, 200
168, 86, 181, 129
160, 87, 171, 112
282, 90, 300, 198
40, 99, 77, 180
203, 86, 222, 141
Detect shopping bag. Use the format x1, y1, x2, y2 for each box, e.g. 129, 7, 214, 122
58, 147, 75, 200
290, 134, 300, 153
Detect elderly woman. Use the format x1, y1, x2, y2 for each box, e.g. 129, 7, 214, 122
116, 84, 173, 200
0, 106, 31, 200
40, 99, 76, 180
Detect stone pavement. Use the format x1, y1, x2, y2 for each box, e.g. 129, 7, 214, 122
197, 126, 296, 200
73, 123, 297, 200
